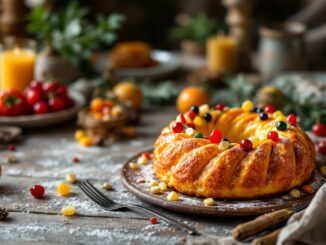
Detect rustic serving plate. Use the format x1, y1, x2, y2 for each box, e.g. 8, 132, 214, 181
0, 90, 85, 128
94, 50, 180, 79
121, 150, 325, 217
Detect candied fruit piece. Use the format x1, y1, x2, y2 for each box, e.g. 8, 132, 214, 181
167, 191, 179, 201
65, 173, 77, 184
148, 180, 158, 187
289, 189, 301, 198
159, 182, 167, 191
79, 136, 93, 147
218, 141, 230, 151
57, 183, 71, 196
203, 198, 215, 206
74, 130, 86, 141
185, 127, 195, 136
102, 182, 112, 190
150, 186, 161, 194
137, 155, 149, 165
129, 162, 139, 170
242, 100, 254, 112
199, 104, 209, 115
62, 206, 76, 216
320, 166, 326, 176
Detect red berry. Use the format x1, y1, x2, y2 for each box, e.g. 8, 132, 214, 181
64, 97, 75, 108
209, 129, 222, 144
179, 114, 187, 124
287, 114, 297, 127
8, 144, 16, 151
43, 81, 60, 93
143, 152, 151, 160
186, 110, 196, 120
149, 217, 158, 224
240, 139, 253, 152
30, 80, 43, 91
33, 101, 49, 115
172, 122, 183, 133
313, 123, 326, 137
26, 89, 42, 106
318, 141, 326, 155
57, 86, 68, 97
49, 97, 66, 112
186, 123, 195, 129
264, 105, 276, 113
267, 131, 279, 142
72, 156, 80, 163
30, 185, 45, 199
215, 104, 225, 111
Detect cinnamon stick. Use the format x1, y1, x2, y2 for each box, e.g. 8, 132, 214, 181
252, 228, 282, 245
232, 209, 292, 241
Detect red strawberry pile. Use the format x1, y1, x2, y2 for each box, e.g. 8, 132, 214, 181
0, 80, 74, 116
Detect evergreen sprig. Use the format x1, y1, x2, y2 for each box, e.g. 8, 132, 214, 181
27, 1, 125, 77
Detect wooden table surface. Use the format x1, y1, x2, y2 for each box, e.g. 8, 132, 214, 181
0, 107, 253, 245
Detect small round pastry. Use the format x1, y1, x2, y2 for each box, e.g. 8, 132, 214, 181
153, 103, 315, 199
109, 41, 157, 68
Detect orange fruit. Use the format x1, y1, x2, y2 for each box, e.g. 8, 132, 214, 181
176, 87, 209, 113
113, 82, 143, 110
90, 98, 104, 112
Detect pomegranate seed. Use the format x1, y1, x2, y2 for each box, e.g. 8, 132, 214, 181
287, 114, 297, 127
302, 185, 313, 193
186, 110, 196, 120
179, 114, 187, 124
72, 156, 80, 163
313, 123, 326, 137
209, 129, 222, 144
240, 139, 253, 152
143, 152, 151, 160
172, 122, 183, 133
215, 104, 225, 111
264, 105, 276, 113
30, 185, 45, 199
149, 217, 158, 224
186, 123, 195, 129
8, 144, 16, 151
318, 141, 326, 155
267, 131, 279, 142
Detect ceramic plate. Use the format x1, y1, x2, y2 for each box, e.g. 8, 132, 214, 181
0, 90, 85, 128
121, 150, 325, 217
94, 50, 180, 79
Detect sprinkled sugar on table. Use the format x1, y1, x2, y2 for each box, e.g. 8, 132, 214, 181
0, 107, 249, 245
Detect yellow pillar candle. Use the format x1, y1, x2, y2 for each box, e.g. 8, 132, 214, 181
206, 35, 237, 73
0, 48, 36, 91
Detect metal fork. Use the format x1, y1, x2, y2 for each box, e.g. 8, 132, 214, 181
78, 180, 198, 235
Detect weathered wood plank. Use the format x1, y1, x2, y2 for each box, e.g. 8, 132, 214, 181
1, 108, 176, 179
0, 212, 188, 245
0, 107, 245, 244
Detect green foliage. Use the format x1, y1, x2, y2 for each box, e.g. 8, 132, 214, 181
139, 80, 181, 107
169, 13, 227, 43
27, 1, 125, 77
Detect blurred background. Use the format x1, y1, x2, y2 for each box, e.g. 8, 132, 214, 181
1, 0, 326, 134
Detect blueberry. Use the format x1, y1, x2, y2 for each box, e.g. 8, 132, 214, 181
276, 121, 287, 131
190, 105, 199, 114
203, 113, 212, 122
259, 112, 268, 121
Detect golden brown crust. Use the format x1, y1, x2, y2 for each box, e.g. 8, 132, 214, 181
153, 108, 316, 199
